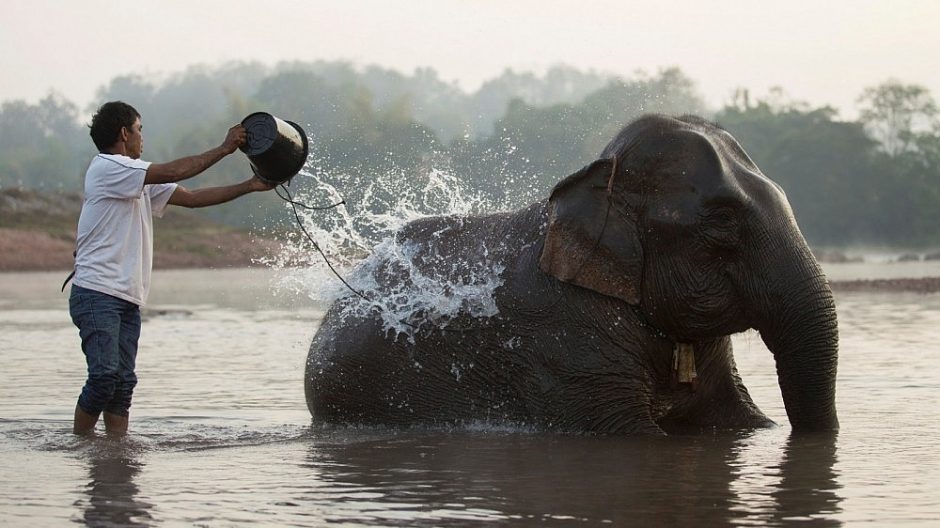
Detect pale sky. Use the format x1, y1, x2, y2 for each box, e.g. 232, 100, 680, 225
2, 0, 939, 118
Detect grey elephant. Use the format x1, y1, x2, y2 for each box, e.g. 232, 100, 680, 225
305, 114, 839, 435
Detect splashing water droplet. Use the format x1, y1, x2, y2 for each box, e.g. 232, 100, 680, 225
266, 155, 517, 341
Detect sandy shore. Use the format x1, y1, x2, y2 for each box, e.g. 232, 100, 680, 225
830, 277, 940, 294
0, 188, 283, 271
0, 227, 283, 271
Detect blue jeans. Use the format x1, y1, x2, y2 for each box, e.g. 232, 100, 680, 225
69, 285, 141, 417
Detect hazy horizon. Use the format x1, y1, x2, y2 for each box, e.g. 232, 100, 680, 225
2, 0, 940, 118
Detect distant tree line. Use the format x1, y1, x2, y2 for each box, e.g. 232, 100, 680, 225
1, 61, 938, 247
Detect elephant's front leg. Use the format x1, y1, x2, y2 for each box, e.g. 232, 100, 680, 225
652, 337, 775, 432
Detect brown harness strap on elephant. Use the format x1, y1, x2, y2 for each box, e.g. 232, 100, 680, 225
673, 343, 698, 392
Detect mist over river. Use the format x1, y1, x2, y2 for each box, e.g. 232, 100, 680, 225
1, 261, 939, 526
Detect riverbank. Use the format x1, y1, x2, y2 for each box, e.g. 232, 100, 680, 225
4, 188, 940, 293
830, 277, 940, 294
0, 187, 281, 271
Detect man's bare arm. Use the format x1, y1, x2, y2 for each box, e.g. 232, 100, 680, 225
167, 177, 274, 208
144, 125, 245, 185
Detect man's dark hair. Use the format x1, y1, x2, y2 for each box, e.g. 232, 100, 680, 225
88, 101, 141, 152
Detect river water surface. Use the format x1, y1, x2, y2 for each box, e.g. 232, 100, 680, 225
2, 263, 940, 526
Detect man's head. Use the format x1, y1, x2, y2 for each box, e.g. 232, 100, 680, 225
89, 101, 143, 158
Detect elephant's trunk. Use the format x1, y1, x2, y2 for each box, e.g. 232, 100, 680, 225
755, 245, 839, 432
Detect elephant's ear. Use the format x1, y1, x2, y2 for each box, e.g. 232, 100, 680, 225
539, 159, 643, 304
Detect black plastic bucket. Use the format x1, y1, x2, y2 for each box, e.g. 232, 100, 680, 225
239, 112, 309, 185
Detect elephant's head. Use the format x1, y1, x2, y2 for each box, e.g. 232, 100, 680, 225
539, 114, 838, 432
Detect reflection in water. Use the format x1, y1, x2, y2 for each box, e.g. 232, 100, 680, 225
79, 439, 153, 527
300, 429, 843, 526
729, 430, 843, 526
772, 434, 842, 526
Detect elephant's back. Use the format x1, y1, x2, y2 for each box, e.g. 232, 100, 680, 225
397, 204, 546, 260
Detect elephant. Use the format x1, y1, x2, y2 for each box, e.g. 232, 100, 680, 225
305, 114, 839, 435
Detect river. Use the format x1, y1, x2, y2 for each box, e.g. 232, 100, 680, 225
1, 263, 939, 526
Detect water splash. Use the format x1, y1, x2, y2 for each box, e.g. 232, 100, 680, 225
340, 236, 506, 340
262, 156, 511, 340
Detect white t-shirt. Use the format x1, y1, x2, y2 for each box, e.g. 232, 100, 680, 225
73, 153, 177, 306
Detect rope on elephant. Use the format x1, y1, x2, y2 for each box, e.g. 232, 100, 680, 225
276, 183, 438, 334
275, 184, 345, 212
276, 183, 369, 303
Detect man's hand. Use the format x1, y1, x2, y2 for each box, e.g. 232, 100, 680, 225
247, 175, 277, 192
221, 124, 247, 155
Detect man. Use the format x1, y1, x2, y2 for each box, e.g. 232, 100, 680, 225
69, 101, 274, 435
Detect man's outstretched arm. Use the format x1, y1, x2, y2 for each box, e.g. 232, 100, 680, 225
167, 177, 274, 208
144, 125, 245, 185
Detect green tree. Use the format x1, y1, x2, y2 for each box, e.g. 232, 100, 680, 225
857, 80, 939, 157
0, 93, 90, 190
469, 66, 611, 140
459, 67, 707, 207
716, 90, 940, 246
254, 69, 348, 138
